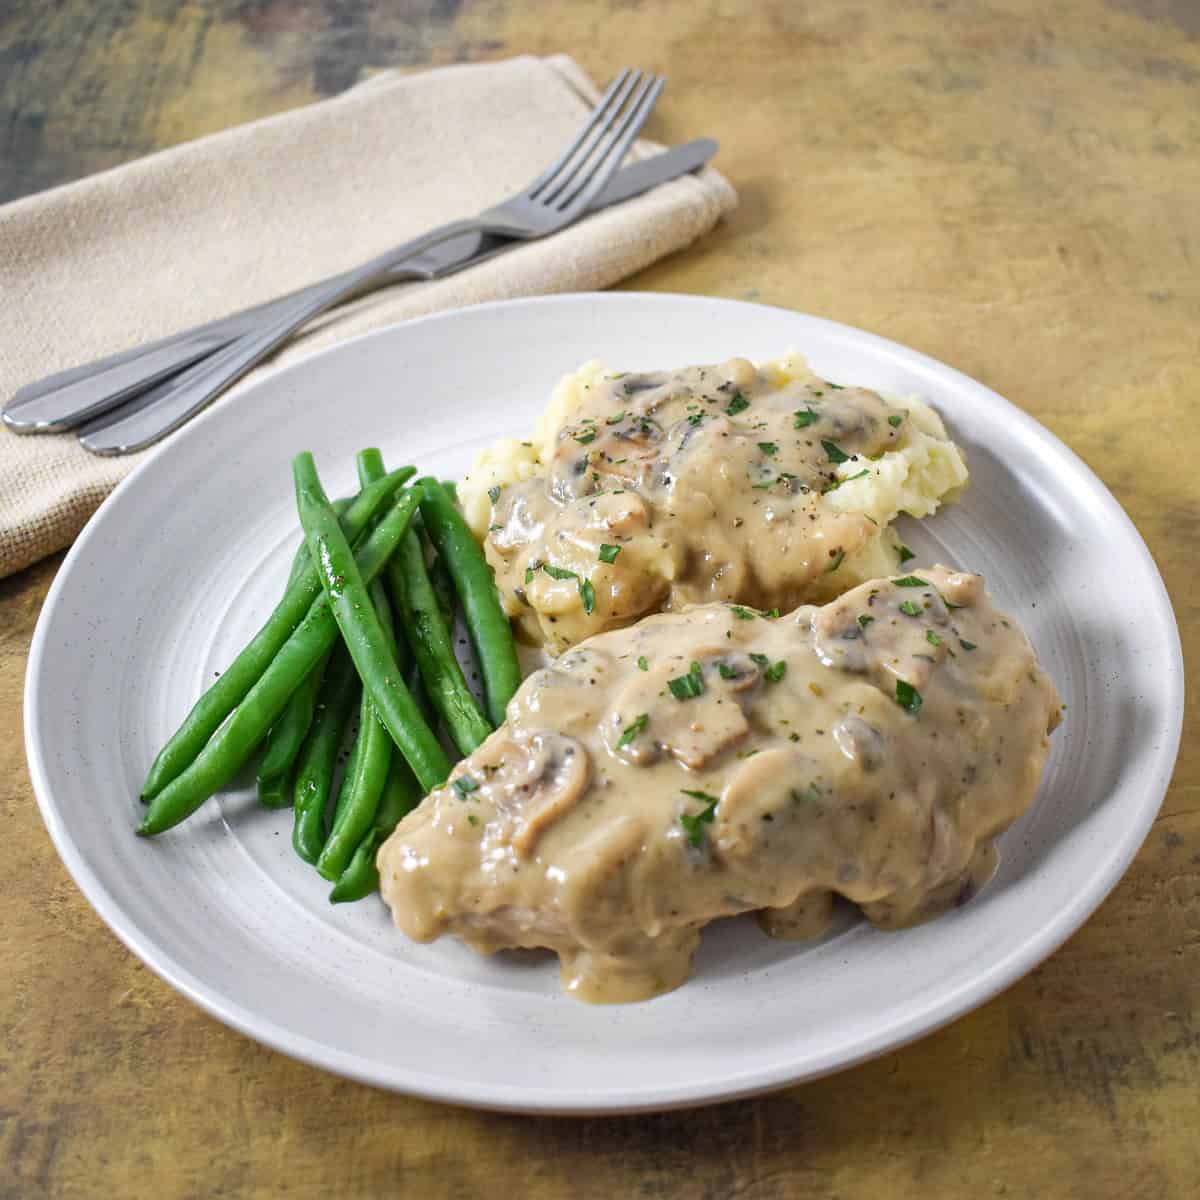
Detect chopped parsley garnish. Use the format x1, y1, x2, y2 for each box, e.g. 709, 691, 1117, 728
637, 655, 649, 672
857, 614, 874, 628
925, 629, 942, 646
452, 775, 479, 797
822, 468, 869, 493
899, 600, 922, 617
751, 479, 773, 489
747, 653, 786, 682
825, 549, 846, 573
573, 430, 596, 445
757, 441, 778, 457
794, 408, 818, 429
822, 439, 850, 464
893, 576, 930, 587
679, 791, 720, 846
895, 680, 923, 715
826, 382, 845, 390
524, 566, 535, 585
897, 544, 915, 564
598, 543, 621, 564
729, 605, 758, 620
487, 485, 501, 503
725, 392, 750, 416
606, 411, 626, 424
616, 713, 649, 748
959, 638, 978, 651
717, 662, 739, 680
668, 661, 705, 701
467, 814, 479, 826
541, 563, 594, 613
687, 411, 705, 426
887, 414, 904, 428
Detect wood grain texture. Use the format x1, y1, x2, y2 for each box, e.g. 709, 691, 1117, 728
1, 1, 1198, 1196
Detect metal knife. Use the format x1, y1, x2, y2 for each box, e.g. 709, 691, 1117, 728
4, 138, 718, 437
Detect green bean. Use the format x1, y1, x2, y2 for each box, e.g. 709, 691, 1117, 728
390, 579, 436, 726
138, 487, 422, 836
422, 526, 457, 626
401, 647, 436, 729
316, 577, 395, 881
328, 736, 362, 831
388, 529, 491, 755
262, 497, 351, 810
257, 650, 331, 805
294, 454, 450, 793
395, 531, 440, 729
291, 644, 361, 861
361, 455, 440, 739
285, 497, 353, 589
416, 477, 520, 727
257, 770, 293, 809
284, 542, 310, 590
310, 448, 400, 878
355, 447, 386, 489
141, 468, 414, 801
351, 450, 439, 739
329, 756, 421, 904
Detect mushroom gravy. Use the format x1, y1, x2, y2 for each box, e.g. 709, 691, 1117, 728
378, 567, 1061, 1003
483, 357, 958, 654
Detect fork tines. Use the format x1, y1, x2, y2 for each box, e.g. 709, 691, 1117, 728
532, 69, 666, 213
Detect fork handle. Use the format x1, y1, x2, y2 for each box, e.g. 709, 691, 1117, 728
77, 218, 482, 455
4, 254, 463, 435
2, 311, 262, 433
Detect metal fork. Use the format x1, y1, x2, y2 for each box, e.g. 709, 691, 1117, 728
75, 69, 664, 456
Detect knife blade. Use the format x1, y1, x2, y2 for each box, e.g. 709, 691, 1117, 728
4, 138, 718, 436
398, 137, 719, 278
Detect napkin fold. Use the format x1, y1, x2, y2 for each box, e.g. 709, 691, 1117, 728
0, 56, 735, 579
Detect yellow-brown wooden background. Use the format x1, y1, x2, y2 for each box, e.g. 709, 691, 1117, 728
2, 2, 1197, 1196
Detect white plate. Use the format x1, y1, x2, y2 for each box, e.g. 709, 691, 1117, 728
26, 294, 1182, 1114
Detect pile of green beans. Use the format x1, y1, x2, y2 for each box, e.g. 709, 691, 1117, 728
136, 447, 520, 908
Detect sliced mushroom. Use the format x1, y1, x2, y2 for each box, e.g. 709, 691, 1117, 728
713, 747, 823, 860
810, 601, 871, 674
939, 570, 984, 609
494, 729, 592, 854
602, 649, 759, 770
832, 715, 885, 771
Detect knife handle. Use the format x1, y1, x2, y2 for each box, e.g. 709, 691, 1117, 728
1, 267, 438, 435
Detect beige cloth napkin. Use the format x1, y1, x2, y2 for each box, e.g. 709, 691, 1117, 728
0, 56, 735, 579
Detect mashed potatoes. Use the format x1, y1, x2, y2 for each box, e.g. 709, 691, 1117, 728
461, 354, 968, 652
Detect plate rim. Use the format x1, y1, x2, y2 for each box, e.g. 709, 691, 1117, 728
24, 291, 1185, 1113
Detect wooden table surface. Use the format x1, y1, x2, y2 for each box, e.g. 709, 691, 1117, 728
3, 2, 1197, 1196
